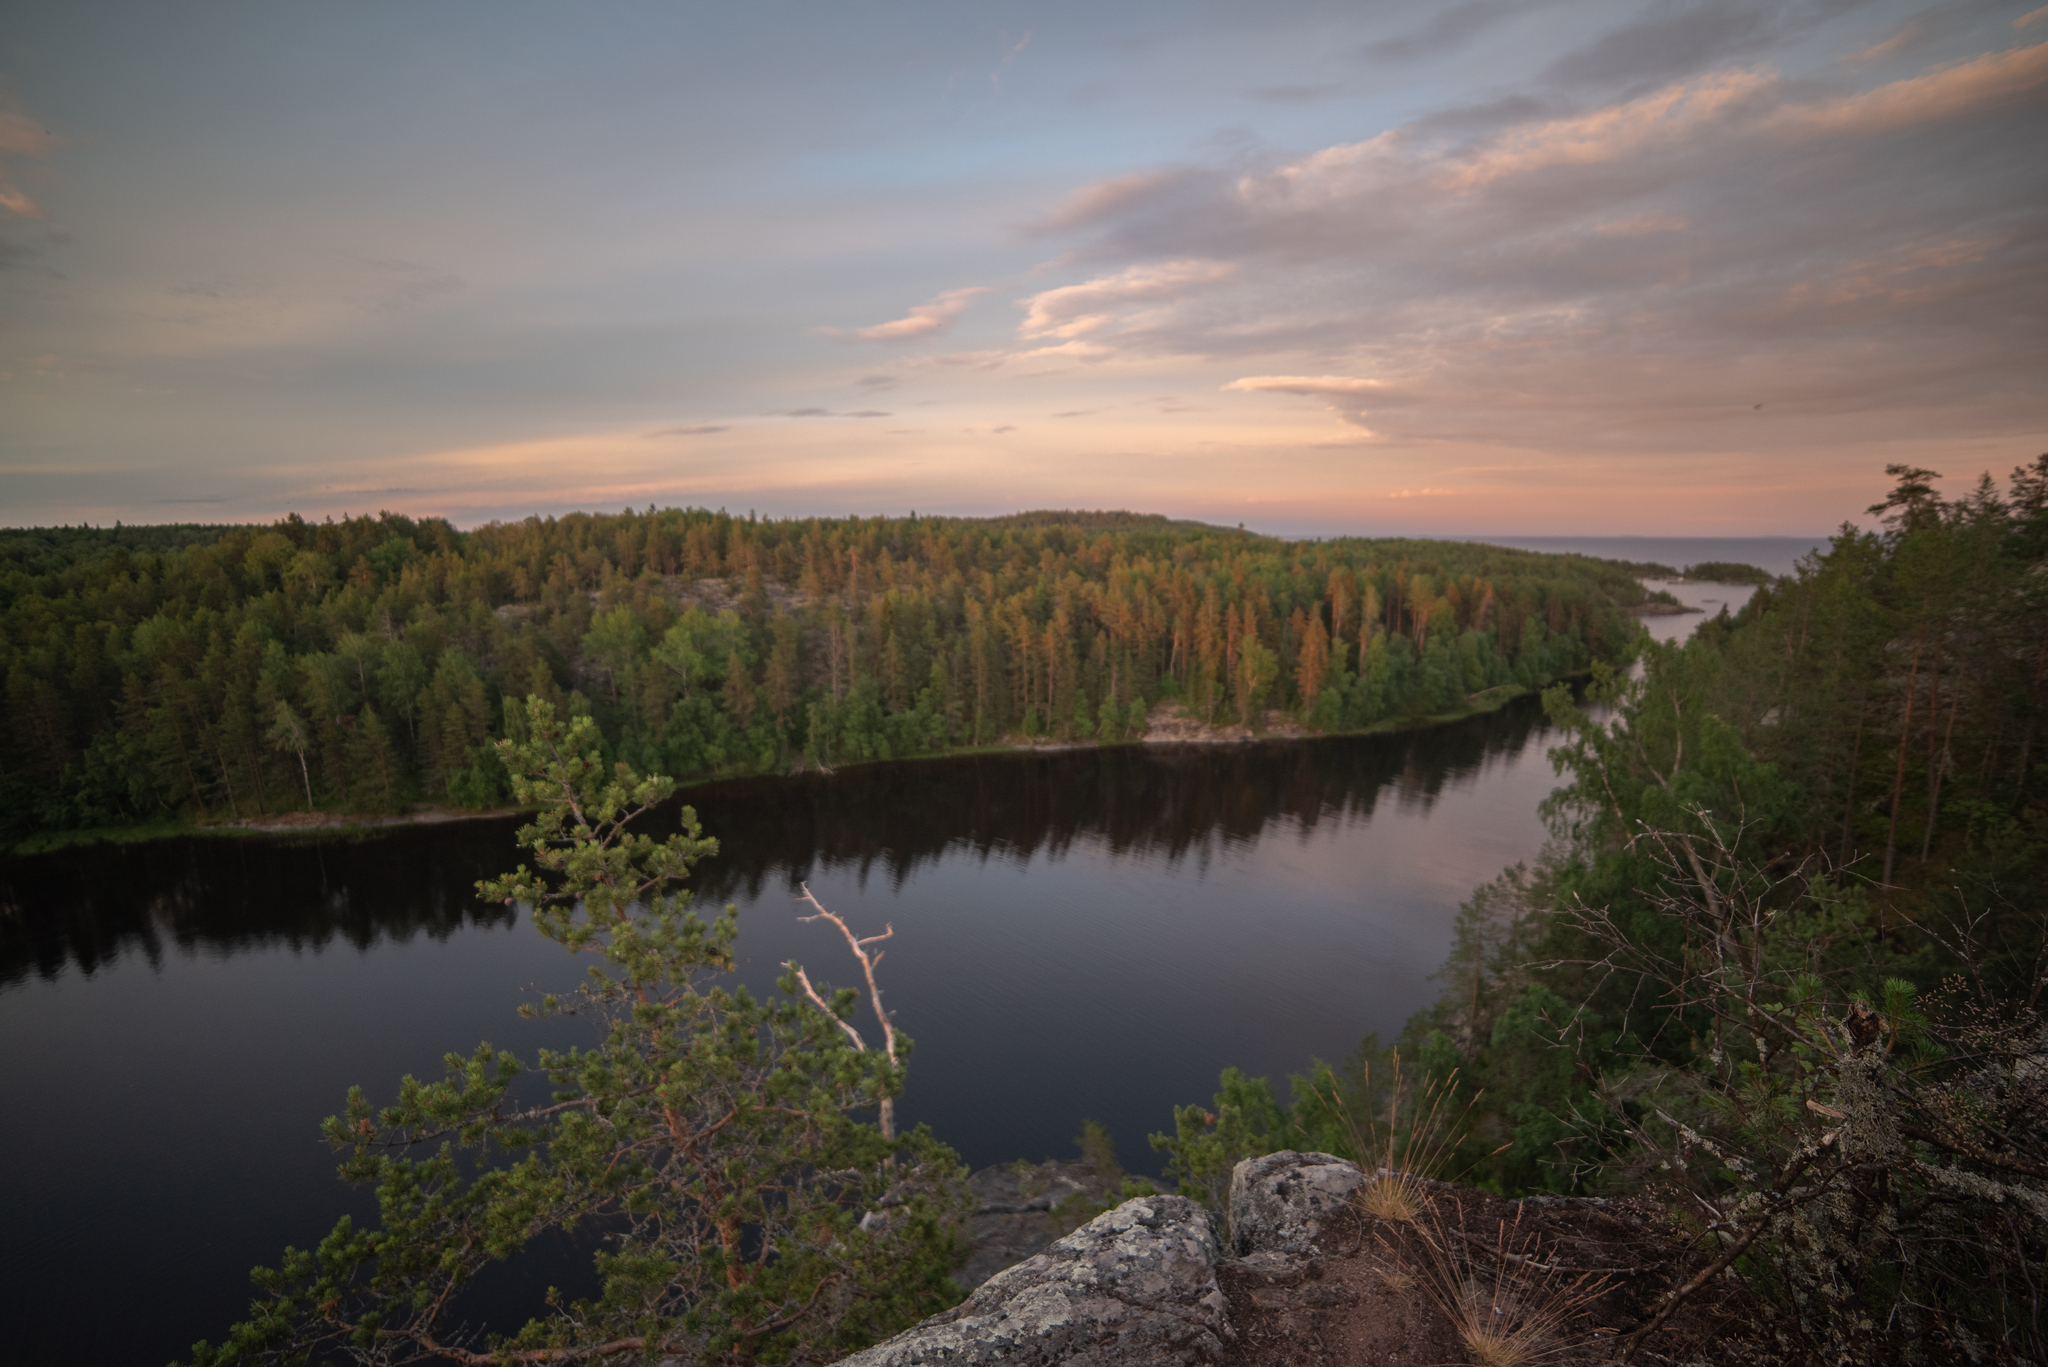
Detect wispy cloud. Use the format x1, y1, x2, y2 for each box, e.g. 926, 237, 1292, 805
647, 424, 729, 437
820, 286, 990, 342
1225, 375, 1406, 430
0, 107, 61, 219
1224, 375, 1389, 396
1364, 0, 1565, 64
767, 407, 890, 419
1016, 259, 1233, 340
1030, 172, 1180, 234
1772, 38, 2048, 136
991, 30, 1033, 92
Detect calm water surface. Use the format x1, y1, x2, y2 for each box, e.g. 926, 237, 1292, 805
1, 582, 1745, 1364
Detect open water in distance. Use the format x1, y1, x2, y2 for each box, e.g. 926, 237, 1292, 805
0, 577, 1747, 1365
1471, 535, 1827, 579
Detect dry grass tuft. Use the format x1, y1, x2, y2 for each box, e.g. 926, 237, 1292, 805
1417, 1201, 1612, 1367
1323, 1048, 1484, 1224
1358, 1167, 1430, 1222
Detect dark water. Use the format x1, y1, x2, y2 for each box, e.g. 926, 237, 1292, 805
0, 698, 1566, 1364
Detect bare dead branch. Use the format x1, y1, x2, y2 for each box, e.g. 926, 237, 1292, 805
790, 882, 900, 1140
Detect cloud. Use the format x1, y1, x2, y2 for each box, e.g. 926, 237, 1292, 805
1364, 0, 1564, 63
1029, 172, 1182, 234
1016, 259, 1234, 340
0, 108, 61, 219
765, 407, 889, 419
1594, 212, 1688, 236
1245, 83, 1348, 104
648, 424, 729, 437
991, 29, 1033, 92
1224, 375, 1387, 397
1013, 36, 2048, 454
1016, 339, 1114, 361
822, 286, 990, 342
1538, 0, 1805, 90
1225, 375, 1407, 429
1773, 38, 2048, 136
1443, 67, 1774, 190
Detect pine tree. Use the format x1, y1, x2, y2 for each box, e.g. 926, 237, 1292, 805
182, 698, 967, 1367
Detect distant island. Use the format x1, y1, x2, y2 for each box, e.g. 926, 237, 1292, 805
1674, 559, 1773, 584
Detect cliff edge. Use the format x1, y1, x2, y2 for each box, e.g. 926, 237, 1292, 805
834, 1151, 1762, 1366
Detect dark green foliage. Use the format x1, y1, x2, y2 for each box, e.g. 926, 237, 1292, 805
180, 697, 968, 1366
0, 509, 1651, 844
1681, 560, 1772, 584
1149, 1038, 1392, 1211
0, 522, 240, 575
1169, 462, 2048, 1361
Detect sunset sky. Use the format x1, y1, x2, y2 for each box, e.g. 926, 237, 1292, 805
3, 1, 2043, 535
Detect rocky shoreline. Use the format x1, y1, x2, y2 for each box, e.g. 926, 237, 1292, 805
225, 805, 525, 834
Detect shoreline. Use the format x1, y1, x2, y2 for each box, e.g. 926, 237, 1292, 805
7, 681, 1553, 858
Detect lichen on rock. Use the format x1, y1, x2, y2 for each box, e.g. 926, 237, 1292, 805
1226, 1150, 1366, 1256
834, 1194, 1231, 1366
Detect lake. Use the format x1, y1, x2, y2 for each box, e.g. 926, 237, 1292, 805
0, 577, 1749, 1365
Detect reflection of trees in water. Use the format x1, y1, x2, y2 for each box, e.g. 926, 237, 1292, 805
686, 696, 1547, 904
0, 826, 521, 986
1, 696, 1547, 988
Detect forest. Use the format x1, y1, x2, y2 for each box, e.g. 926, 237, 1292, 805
1158, 461, 2048, 1363
0, 508, 1654, 846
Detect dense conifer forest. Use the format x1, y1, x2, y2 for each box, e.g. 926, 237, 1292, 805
1158, 462, 2048, 1362
0, 508, 1654, 845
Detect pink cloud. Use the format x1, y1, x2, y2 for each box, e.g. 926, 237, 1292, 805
1016, 259, 1233, 340
0, 108, 61, 219
821, 287, 991, 343
1774, 39, 2048, 138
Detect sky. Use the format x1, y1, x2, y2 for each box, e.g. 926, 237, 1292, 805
2, 1, 2044, 536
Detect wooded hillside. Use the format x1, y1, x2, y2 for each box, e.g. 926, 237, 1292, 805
0, 509, 1650, 842
1156, 461, 2048, 1362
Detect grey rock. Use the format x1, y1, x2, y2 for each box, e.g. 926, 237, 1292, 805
834, 1194, 1230, 1366
955, 1159, 1158, 1290
1226, 1150, 1364, 1257
967, 1158, 1098, 1215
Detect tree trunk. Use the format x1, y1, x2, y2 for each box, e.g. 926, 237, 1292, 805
1882, 615, 1927, 889
1838, 701, 1866, 869
1922, 673, 1964, 862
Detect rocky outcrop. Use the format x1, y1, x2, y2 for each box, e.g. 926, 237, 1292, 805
837, 1150, 1756, 1365
1138, 703, 1307, 745
1225, 1151, 1364, 1257
835, 1194, 1232, 1366
833, 1151, 1362, 1366
957, 1159, 1138, 1290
